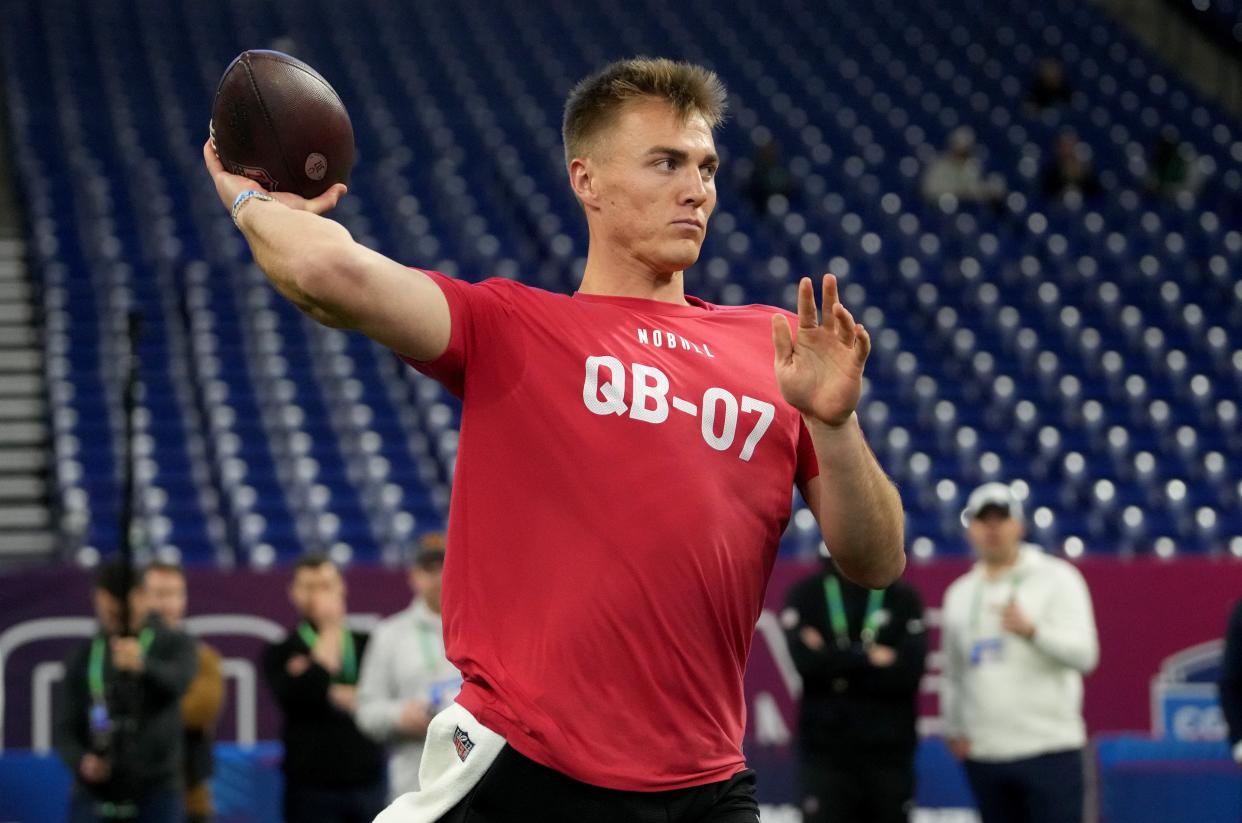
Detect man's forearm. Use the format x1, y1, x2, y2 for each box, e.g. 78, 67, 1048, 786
236, 198, 356, 324
807, 413, 905, 587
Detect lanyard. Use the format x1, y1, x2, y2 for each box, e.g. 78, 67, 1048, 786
298, 622, 357, 684
416, 620, 440, 677
823, 576, 885, 650
88, 628, 154, 701
969, 572, 1024, 631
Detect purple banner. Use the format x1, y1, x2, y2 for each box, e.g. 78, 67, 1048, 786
0, 566, 412, 750
3, 557, 1241, 766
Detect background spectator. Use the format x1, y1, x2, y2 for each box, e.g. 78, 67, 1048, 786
783, 550, 927, 823
262, 554, 387, 823
143, 563, 225, 823
1025, 58, 1072, 112
1145, 127, 1202, 198
745, 132, 797, 214
941, 483, 1099, 823
355, 539, 461, 799
1041, 129, 1102, 198
920, 127, 1007, 209
54, 561, 197, 823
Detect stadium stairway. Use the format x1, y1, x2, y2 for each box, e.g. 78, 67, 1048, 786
0, 79, 55, 566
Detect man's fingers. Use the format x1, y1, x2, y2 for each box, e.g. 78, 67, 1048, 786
822, 274, 840, 337
271, 184, 346, 214
306, 183, 348, 215
855, 324, 872, 367
771, 313, 794, 363
796, 276, 818, 328
822, 274, 839, 312
833, 303, 857, 347
202, 138, 223, 175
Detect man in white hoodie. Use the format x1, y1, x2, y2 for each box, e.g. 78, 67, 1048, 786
355, 542, 462, 800
940, 482, 1099, 823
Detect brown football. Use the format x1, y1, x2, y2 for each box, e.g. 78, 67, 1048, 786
210, 50, 354, 198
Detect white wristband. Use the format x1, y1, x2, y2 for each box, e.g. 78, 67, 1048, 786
231, 190, 274, 225
1233, 740, 1242, 764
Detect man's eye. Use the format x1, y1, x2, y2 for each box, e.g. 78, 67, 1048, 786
656, 158, 676, 171
701, 165, 718, 180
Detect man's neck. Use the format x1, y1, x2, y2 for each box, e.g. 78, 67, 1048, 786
577, 244, 689, 305
107, 616, 149, 636
981, 546, 1022, 577
411, 596, 442, 618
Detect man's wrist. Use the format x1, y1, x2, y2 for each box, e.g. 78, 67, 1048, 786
804, 411, 861, 437
231, 189, 274, 227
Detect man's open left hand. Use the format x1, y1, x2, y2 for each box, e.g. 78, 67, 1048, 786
772, 274, 870, 428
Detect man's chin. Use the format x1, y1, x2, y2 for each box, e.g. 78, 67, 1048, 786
658, 244, 703, 274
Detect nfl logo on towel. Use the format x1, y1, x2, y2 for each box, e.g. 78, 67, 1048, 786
453, 726, 475, 761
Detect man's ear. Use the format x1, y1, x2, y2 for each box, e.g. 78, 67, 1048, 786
569, 157, 600, 208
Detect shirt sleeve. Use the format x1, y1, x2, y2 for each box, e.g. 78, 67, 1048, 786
398, 270, 518, 398
262, 638, 332, 716
53, 646, 89, 775
142, 628, 197, 703
795, 417, 820, 486
354, 622, 405, 743
1028, 562, 1099, 674
939, 584, 967, 739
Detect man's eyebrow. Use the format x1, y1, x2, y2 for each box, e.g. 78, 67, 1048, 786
645, 146, 720, 165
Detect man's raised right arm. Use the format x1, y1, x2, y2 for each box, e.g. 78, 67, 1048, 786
204, 140, 450, 361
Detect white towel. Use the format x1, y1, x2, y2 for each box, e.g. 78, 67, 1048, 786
373, 702, 507, 823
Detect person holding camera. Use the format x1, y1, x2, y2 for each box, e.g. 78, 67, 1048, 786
54, 561, 198, 823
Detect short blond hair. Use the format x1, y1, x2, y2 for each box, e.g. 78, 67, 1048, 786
562, 57, 728, 165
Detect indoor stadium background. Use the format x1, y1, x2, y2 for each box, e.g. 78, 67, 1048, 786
0, 0, 1240, 820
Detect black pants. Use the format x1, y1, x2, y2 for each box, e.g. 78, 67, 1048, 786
283, 779, 388, 823
438, 745, 760, 823
798, 751, 913, 823
68, 787, 184, 823
964, 749, 1084, 823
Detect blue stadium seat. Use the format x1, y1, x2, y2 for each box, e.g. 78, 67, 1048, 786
0, 0, 1238, 563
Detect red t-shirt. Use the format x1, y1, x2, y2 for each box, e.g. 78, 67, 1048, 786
404, 272, 819, 791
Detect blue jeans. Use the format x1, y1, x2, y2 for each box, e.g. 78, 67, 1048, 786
964, 748, 1085, 823
68, 787, 185, 823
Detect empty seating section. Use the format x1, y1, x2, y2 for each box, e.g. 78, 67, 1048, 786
1165, 0, 1242, 51
0, 0, 1238, 563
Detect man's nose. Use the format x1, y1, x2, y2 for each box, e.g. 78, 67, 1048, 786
681, 170, 708, 207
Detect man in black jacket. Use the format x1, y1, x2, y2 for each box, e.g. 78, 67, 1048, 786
782, 553, 928, 823
55, 561, 197, 823
1219, 597, 1242, 768
262, 553, 387, 823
